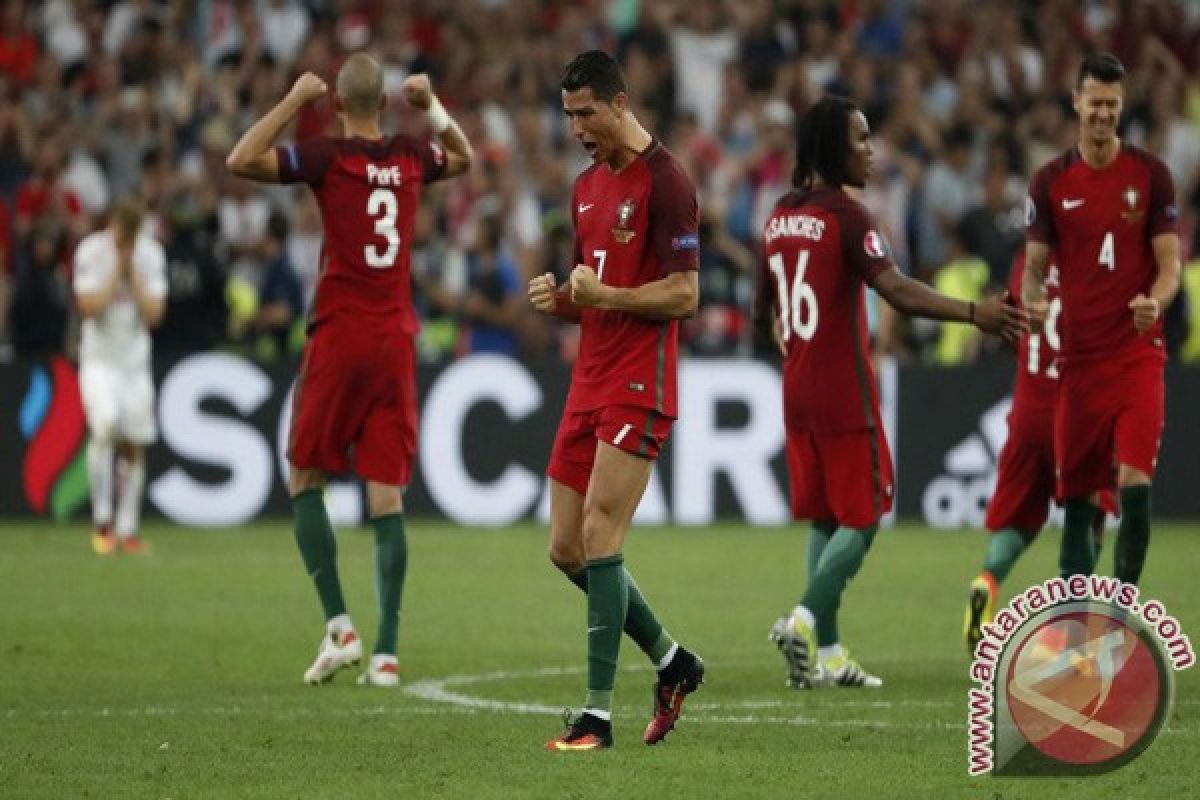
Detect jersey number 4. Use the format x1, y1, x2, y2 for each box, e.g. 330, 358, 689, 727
365, 188, 401, 268
768, 250, 818, 341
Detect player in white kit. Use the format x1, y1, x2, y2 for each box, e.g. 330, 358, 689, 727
73, 200, 167, 554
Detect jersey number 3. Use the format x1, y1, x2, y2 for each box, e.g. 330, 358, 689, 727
768, 250, 818, 342
365, 188, 401, 268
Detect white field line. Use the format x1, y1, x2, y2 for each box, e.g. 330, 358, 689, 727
6, 663, 1196, 736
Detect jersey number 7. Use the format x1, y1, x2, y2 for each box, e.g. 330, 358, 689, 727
768, 250, 819, 342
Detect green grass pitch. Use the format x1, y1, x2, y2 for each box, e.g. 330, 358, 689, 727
1, 520, 1196, 798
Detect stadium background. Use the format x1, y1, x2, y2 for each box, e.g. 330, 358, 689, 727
2, 4, 1199, 798
1, 0, 1199, 525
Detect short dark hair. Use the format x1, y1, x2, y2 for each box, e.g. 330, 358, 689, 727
561, 50, 626, 102
793, 94, 857, 189
1077, 51, 1125, 88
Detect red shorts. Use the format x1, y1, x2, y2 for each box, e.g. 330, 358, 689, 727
288, 321, 418, 486
1055, 350, 1165, 500
986, 410, 1055, 533
785, 427, 895, 529
547, 405, 672, 495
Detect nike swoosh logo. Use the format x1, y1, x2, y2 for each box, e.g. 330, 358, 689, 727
1062, 198, 1085, 210
578, 203, 594, 213
587, 625, 606, 633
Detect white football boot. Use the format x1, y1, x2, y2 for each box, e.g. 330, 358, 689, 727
303, 629, 363, 685
357, 654, 399, 687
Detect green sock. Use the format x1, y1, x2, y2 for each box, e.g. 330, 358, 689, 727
1092, 507, 1107, 569
584, 555, 628, 713
292, 489, 346, 620
801, 526, 876, 647
372, 513, 408, 655
1115, 485, 1152, 585
807, 519, 838, 583
983, 528, 1032, 585
1060, 498, 1097, 578
568, 569, 673, 664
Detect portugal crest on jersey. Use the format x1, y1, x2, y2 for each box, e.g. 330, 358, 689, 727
612, 198, 637, 243
1121, 185, 1143, 223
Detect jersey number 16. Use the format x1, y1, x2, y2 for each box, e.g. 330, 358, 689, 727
768, 250, 819, 342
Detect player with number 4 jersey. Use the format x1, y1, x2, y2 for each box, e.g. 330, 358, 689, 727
757, 95, 1026, 693
1022, 52, 1181, 586
228, 54, 472, 689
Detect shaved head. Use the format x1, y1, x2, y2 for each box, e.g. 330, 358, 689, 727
336, 53, 383, 118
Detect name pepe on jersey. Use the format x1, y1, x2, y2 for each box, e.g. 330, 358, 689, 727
275, 135, 447, 334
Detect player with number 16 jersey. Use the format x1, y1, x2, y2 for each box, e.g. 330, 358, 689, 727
763, 185, 895, 528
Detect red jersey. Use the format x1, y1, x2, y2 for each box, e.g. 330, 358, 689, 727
1008, 252, 1062, 417
276, 134, 447, 334
1026, 145, 1178, 361
760, 187, 891, 432
566, 141, 699, 417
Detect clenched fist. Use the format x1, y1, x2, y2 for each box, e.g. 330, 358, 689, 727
569, 264, 607, 308
528, 272, 558, 314
402, 74, 434, 111
1128, 294, 1160, 334
289, 72, 328, 104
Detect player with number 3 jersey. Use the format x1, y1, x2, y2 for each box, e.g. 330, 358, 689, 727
757, 95, 1025, 693
228, 54, 472, 689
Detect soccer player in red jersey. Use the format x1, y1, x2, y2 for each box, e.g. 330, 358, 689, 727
757, 95, 1025, 690
226, 54, 472, 687
529, 51, 704, 751
963, 252, 1115, 653
1023, 52, 1181, 587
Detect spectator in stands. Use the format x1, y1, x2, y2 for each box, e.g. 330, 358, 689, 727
461, 213, 522, 357
249, 211, 303, 359
153, 192, 227, 359
8, 218, 68, 358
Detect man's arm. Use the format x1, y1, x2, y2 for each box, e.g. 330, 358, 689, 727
872, 266, 1026, 342
75, 274, 119, 318
569, 267, 697, 321
1021, 240, 1051, 329
74, 241, 120, 318
401, 74, 473, 179
226, 73, 328, 183
130, 275, 166, 328
528, 272, 581, 323
1130, 232, 1182, 333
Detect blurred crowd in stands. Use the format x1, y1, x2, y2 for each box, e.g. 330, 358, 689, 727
3, 0, 1200, 367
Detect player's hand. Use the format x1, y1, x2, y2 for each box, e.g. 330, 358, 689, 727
569, 264, 607, 308
402, 74, 434, 111
972, 293, 1028, 346
1025, 296, 1049, 335
289, 72, 328, 105
1129, 294, 1160, 334
116, 241, 134, 278
528, 272, 558, 314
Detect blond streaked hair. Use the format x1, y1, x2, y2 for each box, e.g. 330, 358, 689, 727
336, 52, 384, 118
112, 197, 144, 246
